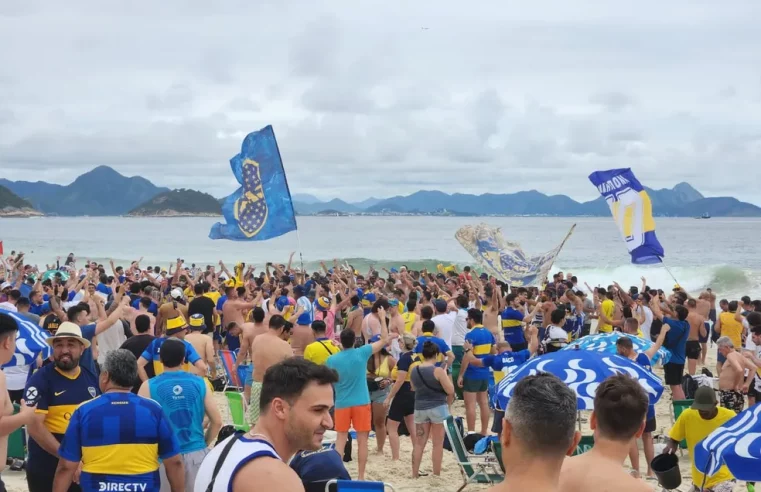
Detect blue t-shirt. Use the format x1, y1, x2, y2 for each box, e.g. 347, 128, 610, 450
58, 391, 179, 492
296, 295, 314, 326
464, 326, 495, 381
140, 337, 202, 376
19, 283, 32, 299
29, 301, 51, 316
147, 371, 208, 454
80, 324, 98, 375
634, 352, 656, 420
500, 308, 526, 345
325, 344, 373, 409
216, 295, 228, 312
96, 283, 113, 297
663, 317, 690, 364
131, 298, 158, 316
225, 333, 241, 352
414, 333, 451, 359
482, 349, 531, 374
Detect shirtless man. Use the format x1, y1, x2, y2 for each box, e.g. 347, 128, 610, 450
695, 292, 713, 365
361, 299, 388, 341
715, 336, 755, 414
222, 290, 260, 334
482, 284, 502, 342
345, 295, 364, 344
185, 313, 215, 371
0, 313, 37, 481
559, 374, 651, 492
685, 299, 707, 375
246, 315, 294, 426
235, 306, 268, 401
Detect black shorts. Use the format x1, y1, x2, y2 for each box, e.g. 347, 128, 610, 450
7, 389, 23, 404
510, 342, 528, 352
698, 323, 710, 343
491, 410, 505, 435
581, 324, 592, 338
388, 388, 415, 422
664, 363, 685, 386
748, 385, 760, 402
686, 341, 702, 360
644, 417, 656, 434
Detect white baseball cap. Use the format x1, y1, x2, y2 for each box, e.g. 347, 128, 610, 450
0, 282, 11, 290
170, 288, 184, 300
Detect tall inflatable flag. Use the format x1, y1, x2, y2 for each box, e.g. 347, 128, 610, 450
588, 168, 664, 265
210, 125, 297, 241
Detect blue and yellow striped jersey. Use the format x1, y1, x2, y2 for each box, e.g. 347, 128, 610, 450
464, 326, 495, 381
139, 337, 202, 376
58, 391, 180, 492
24, 364, 99, 473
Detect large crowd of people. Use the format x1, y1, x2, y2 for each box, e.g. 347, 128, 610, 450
0, 251, 760, 492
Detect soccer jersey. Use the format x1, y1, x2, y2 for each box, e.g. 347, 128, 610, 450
414, 333, 451, 365
147, 371, 208, 454
24, 364, 100, 474
304, 337, 341, 366
139, 337, 202, 376
464, 326, 495, 380
58, 392, 180, 492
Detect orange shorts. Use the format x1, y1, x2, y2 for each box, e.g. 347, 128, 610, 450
334, 404, 372, 433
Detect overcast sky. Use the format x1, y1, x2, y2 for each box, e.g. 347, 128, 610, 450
1, 1, 760, 204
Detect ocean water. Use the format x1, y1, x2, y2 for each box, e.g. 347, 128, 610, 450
1, 216, 760, 299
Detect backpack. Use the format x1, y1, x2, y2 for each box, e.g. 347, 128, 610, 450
444, 416, 465, 452
681, 374, 699, 400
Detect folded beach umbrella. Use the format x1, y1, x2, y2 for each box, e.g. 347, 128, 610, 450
563, 332, 671, 365
493, 348, 664, 411
694, 404, 761, 481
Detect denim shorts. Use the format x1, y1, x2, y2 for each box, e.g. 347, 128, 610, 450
414, 404, 450, 424
370, 387, 390, 404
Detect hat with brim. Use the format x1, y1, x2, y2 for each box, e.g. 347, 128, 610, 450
188, 313, 205, 330
45, 321, 91, 349
691, 386, 718, 410
166, 316, 189, 336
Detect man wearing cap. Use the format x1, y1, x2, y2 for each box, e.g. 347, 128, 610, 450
185, 313, 215, 371
24, 322, 100, 492
664, 386, 736, 491
156, 288, 188, 336
137, 316, 207, 382
0, 289, 20, 312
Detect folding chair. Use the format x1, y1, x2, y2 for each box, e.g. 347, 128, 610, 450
217, 350, 242, 391
224, 390, 250, 432
671, 399, 693, 450
444, 416, 504, 492
572, 435, 595, 456
324, 480, 395, 491
490, 441, 505, 474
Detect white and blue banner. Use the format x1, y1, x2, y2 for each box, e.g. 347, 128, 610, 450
0, 308, 52, 367
695, 404, 761, 481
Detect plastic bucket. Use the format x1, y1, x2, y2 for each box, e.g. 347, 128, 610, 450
651, 453, 681, 490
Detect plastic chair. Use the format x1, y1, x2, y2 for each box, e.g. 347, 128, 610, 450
217, 350, 242, 391
671, 399, 693, 450
224, 391, 250, 432
572, 435, 595, 456
324, 480, 395, 491
444, 416, 504, 492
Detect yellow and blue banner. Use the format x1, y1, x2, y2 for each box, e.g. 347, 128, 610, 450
588, 168, 664, 265
210, 125, 297, 241
455, 223, 575, 287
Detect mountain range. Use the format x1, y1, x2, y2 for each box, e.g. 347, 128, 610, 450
1, 166, 759, 217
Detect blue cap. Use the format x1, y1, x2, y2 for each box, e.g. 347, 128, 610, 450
434, 298, 448, 312
276, 296, 290, 311
388, 299, 399, 307
390, 267, 399, 274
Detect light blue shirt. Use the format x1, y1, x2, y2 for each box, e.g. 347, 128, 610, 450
147, 371, 208, 454
325, 344, 373, 409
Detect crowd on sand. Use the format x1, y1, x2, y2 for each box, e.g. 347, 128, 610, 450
0, 250, 759, 492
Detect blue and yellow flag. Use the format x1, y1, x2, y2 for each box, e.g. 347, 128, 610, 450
588, 168, 664, 265
210, 125, 297, 241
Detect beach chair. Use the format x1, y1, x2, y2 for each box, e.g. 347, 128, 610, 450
671, 399, 693, 450
444, 416, 504, 492
218, 350, 242, 391
490, 441, 505, 473
8, 404, 25, 459
324, 480, 395, 491
572, 435, 595, 456
224, 391, 250, 432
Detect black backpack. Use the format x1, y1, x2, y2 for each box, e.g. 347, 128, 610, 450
682, 374, 699, 400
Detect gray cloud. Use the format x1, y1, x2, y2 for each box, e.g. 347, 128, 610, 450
1, 0, 761, 205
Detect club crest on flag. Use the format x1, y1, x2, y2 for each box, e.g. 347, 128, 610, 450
234, 159, 269, 238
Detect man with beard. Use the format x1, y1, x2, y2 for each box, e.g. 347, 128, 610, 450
24, 322, 100, 492
195, 358, 338, 492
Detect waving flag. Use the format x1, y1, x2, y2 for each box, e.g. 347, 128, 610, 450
455, 223, 575, 287
210, 125, 297, 241
589, 168, 664, 265
0, 309, 52, 367
493, 349, 664, 411
694, 404, 761, 481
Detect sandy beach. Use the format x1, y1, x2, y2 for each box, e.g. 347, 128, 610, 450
0, 345, 746, 492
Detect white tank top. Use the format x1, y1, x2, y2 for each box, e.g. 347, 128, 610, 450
193, 434, 281, 492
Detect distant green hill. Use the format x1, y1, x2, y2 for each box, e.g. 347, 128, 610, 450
0, 185, 42, 217
127, 189, 222, 217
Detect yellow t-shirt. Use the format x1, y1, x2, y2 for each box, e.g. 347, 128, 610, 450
719, 312, 743, 349
304, 338, 341, 366
203, 291, 222, 327
598, 299, 615, 333
668, 408, 736, 488
402, 312, 417, 333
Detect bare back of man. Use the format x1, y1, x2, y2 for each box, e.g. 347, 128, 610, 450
559, 452, 651, 492
222, 299, 249, 328
685, 311, 707, 375
346, 308, 363, 339
251, 333, 293, 383
185, 331, 215, 369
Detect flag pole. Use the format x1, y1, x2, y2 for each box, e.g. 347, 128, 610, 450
543, 223, 577, 280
